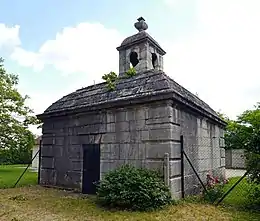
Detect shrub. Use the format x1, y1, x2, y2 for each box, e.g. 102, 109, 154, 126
203, 173, 227, 203
246, 152, 260, 184
247, 183, 260, 209
96, 164, 173, 211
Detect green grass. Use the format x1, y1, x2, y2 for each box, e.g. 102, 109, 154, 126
0, 186, 260, 221
0, 164, 38, 188
0, 166, 259, 220
222, 177, 252, 208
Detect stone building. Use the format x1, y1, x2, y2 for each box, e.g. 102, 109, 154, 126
31, 136, 42, 171
37, 17, 226, 199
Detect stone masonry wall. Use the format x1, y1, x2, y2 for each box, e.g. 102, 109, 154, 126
40, 99, 224, 199
39, 99, 182, 197
176, 108, 225, 196
225, 149, 245, 169
101, 100, 182, 199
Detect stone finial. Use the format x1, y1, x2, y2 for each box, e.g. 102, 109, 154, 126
134, 17, 148, 32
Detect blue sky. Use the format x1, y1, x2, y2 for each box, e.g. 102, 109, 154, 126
1, 0, 260, 135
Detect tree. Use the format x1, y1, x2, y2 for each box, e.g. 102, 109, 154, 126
0, 57, 41, 163
222, 103, 260, 183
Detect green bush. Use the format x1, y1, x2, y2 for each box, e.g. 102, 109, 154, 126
96, 165, 173, 211
203, 184, 224, 203
247, 183, 260, 209
203, 173, 226, 203
246, 152, 260, 184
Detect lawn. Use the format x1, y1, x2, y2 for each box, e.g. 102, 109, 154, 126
1, 186, 260, 221
0, 164, 38, 188
0, 165, 259, 221
222, 176, 252, 208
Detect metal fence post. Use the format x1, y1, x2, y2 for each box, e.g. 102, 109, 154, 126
180, 135, 185, 198
164, 153, 170, 186
38, 139, 42, 185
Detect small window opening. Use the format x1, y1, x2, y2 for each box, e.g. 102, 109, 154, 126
152, 53, 158, 69
130, 52, 139, 67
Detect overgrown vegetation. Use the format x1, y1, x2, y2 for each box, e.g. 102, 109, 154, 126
203, 173, 227, 203
102, 67, 136, 91
96, 165, 173, 211
102, 71, 118, 91
246, 181, 260, 209
125, 67, 136, 78
0, 58, 41, 164
218, 103, 260, 205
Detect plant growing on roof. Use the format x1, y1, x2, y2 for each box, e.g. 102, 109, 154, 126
102, 71, 118, 91
124, 67, 136, 78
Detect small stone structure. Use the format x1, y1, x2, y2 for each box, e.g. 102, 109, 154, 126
31, 136, 42, 171
225, 149, 246, 169
37, 17, 226, 198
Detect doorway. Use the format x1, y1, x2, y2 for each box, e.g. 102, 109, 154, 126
82, 144, 100, 194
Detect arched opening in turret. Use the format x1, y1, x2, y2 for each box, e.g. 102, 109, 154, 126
130, 52, 139, 67
152, 53, 158, 69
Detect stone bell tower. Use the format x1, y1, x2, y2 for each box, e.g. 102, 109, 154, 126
116, 17, 166, 76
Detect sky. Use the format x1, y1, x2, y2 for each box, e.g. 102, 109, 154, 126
1, 0, 259, 135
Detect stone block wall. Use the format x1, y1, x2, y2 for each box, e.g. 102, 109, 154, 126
177, 108, 225, 196
40, 99, 224, 199
100, 100, 182, 199
225, 149, 245, 169
39, 99, 182, 197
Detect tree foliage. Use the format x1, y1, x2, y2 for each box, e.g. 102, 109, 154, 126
0, 57, 40, 162
220, 103, 260, 183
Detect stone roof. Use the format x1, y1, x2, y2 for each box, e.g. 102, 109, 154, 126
117, 31, 166, 55
38, 70, 226, 126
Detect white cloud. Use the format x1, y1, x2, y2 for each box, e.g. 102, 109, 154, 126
164, 0, 260, 119
0, 24, 20, 51
11, 22, 123, 79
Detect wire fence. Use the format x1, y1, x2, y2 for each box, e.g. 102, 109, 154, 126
180, 135, 258, 210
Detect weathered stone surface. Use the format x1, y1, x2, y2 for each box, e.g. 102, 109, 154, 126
42, 136, 55, 145
148, 126, 181, 141
143, 160, 164, 175
68, 145, 81, 159
146, 116, 178, 125
225, 149, 245, 169
169, 177, 182, 194
115, 121, 130, 132
101, 133, 116, 143
107, 123, 115, 133
119, 143, 139, 160
41, 157, 54, 169
145, 141, 181, 159
71, 160, 82, 171
41, 145, 55, 157
169, 160, 182, 177
129, 119, 146, 131
40, 169, 56, 185
221, 158, 225, 167
220, 148, 225, 158
107, 112, 115, 123
147, 105, 172, 119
